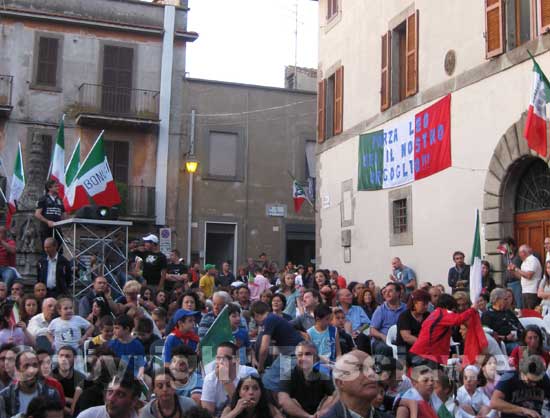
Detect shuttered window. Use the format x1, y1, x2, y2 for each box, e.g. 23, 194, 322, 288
405, 11, 419, 98
102, 46, 134, 114
36, 37, 59, 87
208, 132, 238, 178
485, 0, 505, 57
317, 80, 326, 143
381, 32, 391, 111
381, 10, 418, 110
104, 140, 129, 184
540, 0, 550, 33
334, 66, 344, 135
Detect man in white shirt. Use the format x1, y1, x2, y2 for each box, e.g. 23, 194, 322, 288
507, 244, 542, 309
545, 237, 550, 262
28, 298, 57, 338
200, 342, 258, 416
76, 374, 140, 418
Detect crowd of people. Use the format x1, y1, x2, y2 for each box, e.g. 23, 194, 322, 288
2, 181, 550, 418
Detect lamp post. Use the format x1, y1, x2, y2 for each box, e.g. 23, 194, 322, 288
185, 155, 198, 268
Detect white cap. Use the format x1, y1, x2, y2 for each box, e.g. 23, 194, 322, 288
231, 281, 246, 288
142, 234, 159, 244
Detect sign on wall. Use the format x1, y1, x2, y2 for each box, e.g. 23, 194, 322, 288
358, 94, 451, 190
159, 227, 172, 257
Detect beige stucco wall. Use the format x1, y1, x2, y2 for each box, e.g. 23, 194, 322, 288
317, 0, 550, 286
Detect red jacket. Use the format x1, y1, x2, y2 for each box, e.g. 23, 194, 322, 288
410, 307, 477, 365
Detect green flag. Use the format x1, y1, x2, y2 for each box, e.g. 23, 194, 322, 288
469, 209, 482, 301
358, 130, 384, 190
200, 305, 235, 366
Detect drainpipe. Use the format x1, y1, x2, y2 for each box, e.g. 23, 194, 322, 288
186, 109, 196, 266
155, 5, 175, 226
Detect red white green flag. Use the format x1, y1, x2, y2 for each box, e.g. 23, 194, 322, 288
293, 180, 306, 213
6, 143, 25, 227
49, 115, 66, 199
72, 131, 121, 209
524, 54, 550, 157
63, 139, 87, 212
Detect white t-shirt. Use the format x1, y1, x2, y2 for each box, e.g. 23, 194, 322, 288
77, 405, 138, 418
48, 315, 91, 351
520, 254, 542, 293
200, 365, 258, 414
18, 389, 37, 415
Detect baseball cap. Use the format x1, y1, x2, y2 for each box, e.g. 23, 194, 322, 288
204, 264, 216, 270
231, 281, 246, 288
173, 309, 200, 323
142, 234, 159, 244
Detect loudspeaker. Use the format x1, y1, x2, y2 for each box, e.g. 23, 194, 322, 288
74, 205, 119, 220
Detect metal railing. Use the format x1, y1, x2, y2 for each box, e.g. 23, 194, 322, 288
119, 185, 156, 218
78, 83, 160, 119
0, 75, 13, 107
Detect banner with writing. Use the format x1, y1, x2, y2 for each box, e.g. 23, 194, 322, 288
357, 94, 451, 191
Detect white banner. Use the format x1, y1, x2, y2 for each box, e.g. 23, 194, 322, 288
382, 118, 415, 189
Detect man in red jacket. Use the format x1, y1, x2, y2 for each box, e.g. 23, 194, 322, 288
410, 294, 486, 367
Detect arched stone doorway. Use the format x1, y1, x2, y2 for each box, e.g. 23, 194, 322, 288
483, 112, 550, 283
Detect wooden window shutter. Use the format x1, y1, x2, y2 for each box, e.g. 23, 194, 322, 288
317, 79, 326, 143
485, 0, 504, 58
334, 66, 344, 135
381, 31, 391, 111
36, 37, 59, 86
540, 0, 550, 34
405, 10, 419, 98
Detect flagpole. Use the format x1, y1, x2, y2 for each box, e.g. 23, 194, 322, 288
287, 170, 317, 213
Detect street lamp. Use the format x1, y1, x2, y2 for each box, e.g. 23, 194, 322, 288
185, 156, 199, 174
185, 154, 199, 268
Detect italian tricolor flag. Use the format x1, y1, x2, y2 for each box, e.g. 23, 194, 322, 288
6, 143, 25, 227
293, 180, 306, 213
49, 115, 66, 199
72, 132, 121, 209
63, 139, 86, 212
524, 54, 550, 157
469, 209, 482, 304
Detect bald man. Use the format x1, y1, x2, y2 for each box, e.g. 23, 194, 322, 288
28, 297, 58, 337
507, 244, 542, 309
37, 238, 72, 297
320, 350, 383, 418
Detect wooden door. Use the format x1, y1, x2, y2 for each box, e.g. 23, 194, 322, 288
514, 209, 550, 260
102, 46, 133, 115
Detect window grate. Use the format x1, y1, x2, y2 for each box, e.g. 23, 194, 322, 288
392, 198, 408, 234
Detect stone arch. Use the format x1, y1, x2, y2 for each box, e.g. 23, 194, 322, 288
483, 111, 550, 282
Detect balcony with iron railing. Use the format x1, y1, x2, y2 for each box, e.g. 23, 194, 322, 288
118, 184, 156, 221
75, 83, 160, 130
0, 75, 13, 118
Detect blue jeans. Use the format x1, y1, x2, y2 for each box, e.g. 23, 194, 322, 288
507, 281, 522, 309
0, 267, 17, 291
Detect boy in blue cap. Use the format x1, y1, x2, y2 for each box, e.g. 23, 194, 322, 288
163, 309, 200, 366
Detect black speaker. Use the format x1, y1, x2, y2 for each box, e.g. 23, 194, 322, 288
74, 205, 119, 220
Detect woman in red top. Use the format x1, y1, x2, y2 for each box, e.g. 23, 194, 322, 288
410, 294, 479, 367
509, 324, 550, 369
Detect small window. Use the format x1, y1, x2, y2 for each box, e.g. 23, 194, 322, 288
392, 199, 408, 234
207, 131, 241, 180
505, 0, 534, 50
35, 37, 60, 87
286, 73, 296, 89
104, 140, 129, 183
327, 0, 338, 20
325, 74, 335, 139
317, 66, 344, 142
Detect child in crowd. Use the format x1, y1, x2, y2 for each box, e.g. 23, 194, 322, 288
332, 308, 355, 354
47, 297, 94, 352
480, 355, 499, 399
163, 309, 199, 366
170, 344, 203, 405
456, 365, 496, 418
433, 371, 456, 418
151, 307, 168, 337
107, 314, 146, 379
90, 315, 114, 347
307, 304, 341, 363
228, 303, 251, 365
134, 317, 160, 354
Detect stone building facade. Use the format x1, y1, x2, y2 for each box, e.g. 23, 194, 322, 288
315, 0, 550, 285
